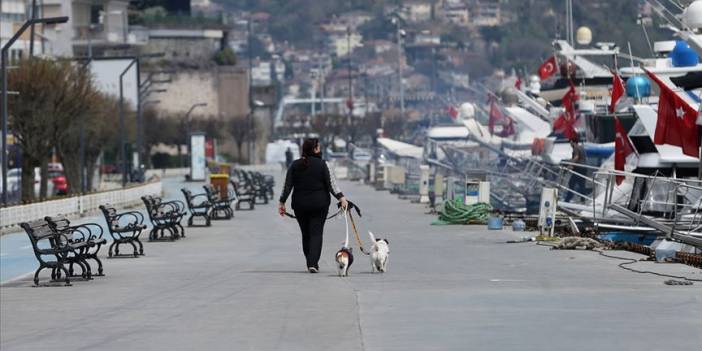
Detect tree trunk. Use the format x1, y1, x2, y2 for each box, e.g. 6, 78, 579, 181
236, 141, 244, 163
177, 144, 183, 168
39, 159, 48, 200
86, 158, 97, 192
21, 157, 36, 203
60, 153, 81, 195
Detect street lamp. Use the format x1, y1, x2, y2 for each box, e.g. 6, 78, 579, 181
390, 15, 406, 119
2, 16, 69, 206
117, 53, 164, 187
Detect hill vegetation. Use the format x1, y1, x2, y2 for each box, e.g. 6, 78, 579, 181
214, 0, 672, 73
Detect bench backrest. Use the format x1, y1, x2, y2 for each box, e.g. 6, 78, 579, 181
20, 219, 64, 262
99, 205, 120, 228
181, 189, 194, 206
45, 215, 71, 232
203, 184, 218, 199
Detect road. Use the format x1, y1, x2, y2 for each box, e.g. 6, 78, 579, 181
1, 177, 701, 350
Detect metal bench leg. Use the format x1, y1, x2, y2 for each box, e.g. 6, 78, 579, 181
108, 242, 116, 258
33, 267, 44, 286
91, 255, 104, 276
59, 266, 71, 286
135, 238, 144, 255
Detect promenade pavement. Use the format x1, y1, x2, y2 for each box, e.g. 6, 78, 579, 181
1, 178, 701, 351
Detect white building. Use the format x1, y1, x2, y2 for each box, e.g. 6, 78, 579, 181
328, 31, 363, 57
40, 0, 131, 57
441, 0, 470, 26
1, 0, 30, 61
404, 1, 432, 23
471, 0, 502, 27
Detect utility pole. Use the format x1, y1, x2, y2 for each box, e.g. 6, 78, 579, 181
247, 17, 255, 164
396, 20, 405, 118
119, 59, 139, 187
347, 26, 353, 138
29, 0, 37, 56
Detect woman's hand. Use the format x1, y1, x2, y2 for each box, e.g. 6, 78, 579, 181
278, 202, 286, 217
339, 197, 349, 211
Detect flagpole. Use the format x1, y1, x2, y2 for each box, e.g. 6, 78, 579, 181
698, 103, 702, 179
627, 42, 640, 103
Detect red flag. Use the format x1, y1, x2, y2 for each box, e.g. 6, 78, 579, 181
614, 117, 634, 185
515, 76, 522, 90
644, 69, 700, 158
553, 113, 577, 140
538, 56, 558, 80
447, 106, 458, 119
562, 81, 578, 119
610, 73, 625, 114
488, 100, 515, 137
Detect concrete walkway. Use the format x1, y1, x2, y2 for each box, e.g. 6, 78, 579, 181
1, 179, 701, 351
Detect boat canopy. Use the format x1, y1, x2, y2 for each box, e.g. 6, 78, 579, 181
377, 138, 424, 159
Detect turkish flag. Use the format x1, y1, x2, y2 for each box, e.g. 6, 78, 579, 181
538, 56, 558, 80
515, 77, 522, 90
645, 69, 700, 158
610, 73, 625, 114
447, 106, 458, 119
562, 81, 578, 119
488, 100, 515, 137
614, 117, 635, 185
553, 113, 577, 140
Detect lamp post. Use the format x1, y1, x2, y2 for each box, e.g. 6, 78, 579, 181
119, 59, 138, 187
2, 16, 69, 206
137, 70, 171, 169
117, 53, 164, 187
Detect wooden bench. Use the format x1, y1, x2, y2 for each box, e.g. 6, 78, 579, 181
45, 216, 107, 277
181, 188, 212, 226
229, 179, 254, 210
203, 184, 234, 219
142, 195, 186, 241
99, 205, 147, 257
20, 219, 92, 286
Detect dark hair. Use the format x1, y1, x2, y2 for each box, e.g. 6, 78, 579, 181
301, 138, 319, 166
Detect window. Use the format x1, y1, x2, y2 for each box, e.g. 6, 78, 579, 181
90, 5, 104, 24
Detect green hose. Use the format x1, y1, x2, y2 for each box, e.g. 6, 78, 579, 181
434, 199, 493, 225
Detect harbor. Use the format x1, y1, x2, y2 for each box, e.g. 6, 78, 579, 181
2, 176, 701, 351
2, 0, 702, 349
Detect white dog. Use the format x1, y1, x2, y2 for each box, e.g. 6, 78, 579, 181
368, 231, 389, 273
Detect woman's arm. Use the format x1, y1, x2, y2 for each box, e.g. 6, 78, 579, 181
323, 161, 344, 199
279, 164, 294, 204
323, 161, 348, 209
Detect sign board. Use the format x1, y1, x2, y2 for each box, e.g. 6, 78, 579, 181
89, 59, 139, 109
190, 133, 207, 181
538, 188, 559, 236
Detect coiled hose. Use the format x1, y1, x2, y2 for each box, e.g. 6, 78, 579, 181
434, 199, 493, 225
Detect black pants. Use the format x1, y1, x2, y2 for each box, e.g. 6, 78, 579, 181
294, 208, 328, 268
565, 167, 587, 202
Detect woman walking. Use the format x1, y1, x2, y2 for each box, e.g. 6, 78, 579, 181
278, 138, 348, 273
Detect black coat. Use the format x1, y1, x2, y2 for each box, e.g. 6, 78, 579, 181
279, 156, 344, 212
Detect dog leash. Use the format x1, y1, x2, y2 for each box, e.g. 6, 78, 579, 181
283, 207, 343, 220
347, 211, 370, 256
283, 200, 362, 221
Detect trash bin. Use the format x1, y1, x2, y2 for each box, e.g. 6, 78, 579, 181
210, 173, 230, 200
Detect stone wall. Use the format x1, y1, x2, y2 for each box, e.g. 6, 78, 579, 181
150, 66, 249, 118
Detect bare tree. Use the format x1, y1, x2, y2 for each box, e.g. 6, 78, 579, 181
228, 115, 252, 163
8, 59, 76, 201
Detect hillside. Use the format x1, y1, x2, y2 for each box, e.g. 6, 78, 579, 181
214, 0, 673, 73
